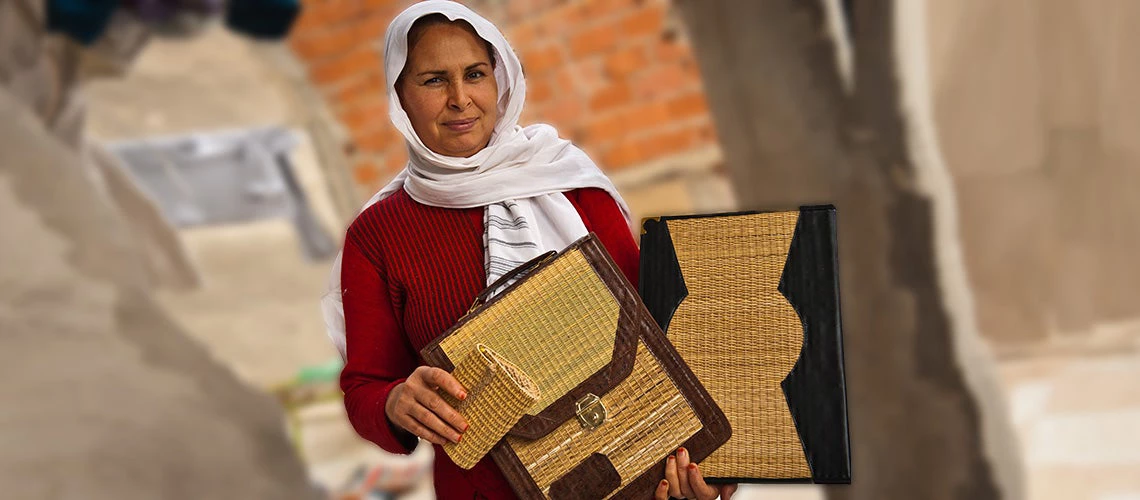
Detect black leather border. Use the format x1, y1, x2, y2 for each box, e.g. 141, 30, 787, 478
779, 206, 852, 484
639, 218, 689, 333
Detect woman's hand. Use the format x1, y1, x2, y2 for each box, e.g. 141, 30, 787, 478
653, 447, 738, 500
385, 366, 469, 446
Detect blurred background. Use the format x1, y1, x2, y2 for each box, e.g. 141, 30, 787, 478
2, 0, 1138, 499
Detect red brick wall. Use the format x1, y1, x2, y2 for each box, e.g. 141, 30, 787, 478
288, 0, 717, 197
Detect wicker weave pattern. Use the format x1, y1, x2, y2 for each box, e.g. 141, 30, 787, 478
666, 212, 811, 478
438, 249, 620, 416
442, 344, 541, 469
505, 340, 702, 499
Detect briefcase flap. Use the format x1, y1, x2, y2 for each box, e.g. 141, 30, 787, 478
421, 234, 640, 441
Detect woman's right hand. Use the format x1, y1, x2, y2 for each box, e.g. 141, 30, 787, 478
385, 366, 469, 446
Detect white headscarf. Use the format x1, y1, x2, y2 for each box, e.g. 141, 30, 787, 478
321, 0, 631, 360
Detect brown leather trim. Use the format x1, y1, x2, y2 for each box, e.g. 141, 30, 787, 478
488, 442, 545, 499
548, 453, 621, 500
422, 233, 733, 499
420, 344, 455, 372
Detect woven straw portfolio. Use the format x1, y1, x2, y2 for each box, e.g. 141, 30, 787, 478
639, 206, 851, 484
421, 233, 731, 499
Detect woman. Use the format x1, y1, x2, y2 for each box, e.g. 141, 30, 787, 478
323, 2, 736, 499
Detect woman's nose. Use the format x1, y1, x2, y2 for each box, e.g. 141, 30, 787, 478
447, 82, 472, 110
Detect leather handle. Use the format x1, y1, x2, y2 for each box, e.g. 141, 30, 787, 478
468, 250, 557, 312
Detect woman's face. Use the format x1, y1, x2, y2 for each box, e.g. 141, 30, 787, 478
398, 22, 499, 158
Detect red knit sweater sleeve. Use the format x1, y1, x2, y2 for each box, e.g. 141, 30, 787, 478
571, 187, 640, 286
339, 236, 419, 455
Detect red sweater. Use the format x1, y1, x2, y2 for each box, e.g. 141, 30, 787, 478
340, 187, 639, 499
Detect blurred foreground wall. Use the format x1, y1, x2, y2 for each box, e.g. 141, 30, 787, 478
0, 90, 319, 500
0, 1, 320, 497
928, 0, 1140, 343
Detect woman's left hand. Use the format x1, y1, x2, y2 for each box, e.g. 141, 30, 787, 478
653, 447, 738, 500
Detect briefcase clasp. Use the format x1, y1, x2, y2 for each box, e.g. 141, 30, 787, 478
575, 393, 606, 430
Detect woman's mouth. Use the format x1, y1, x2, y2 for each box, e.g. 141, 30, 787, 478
443, 117, 478, 132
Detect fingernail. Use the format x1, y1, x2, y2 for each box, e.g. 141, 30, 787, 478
688, 463, 697, 471
456, 434, 462, 443
463, 423, 470, 432
678, 447, 687, 456
660, 480, 668, 487
459, 391, 467, 400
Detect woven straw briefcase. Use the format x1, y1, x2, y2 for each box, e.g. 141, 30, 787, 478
421, 233, 731, 499
640, 206, 851, 484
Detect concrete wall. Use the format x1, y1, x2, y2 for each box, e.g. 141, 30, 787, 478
928, 0, 1140, 343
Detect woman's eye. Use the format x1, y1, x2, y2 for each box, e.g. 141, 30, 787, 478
424, 77, 444, 85
466, 71, 485, 80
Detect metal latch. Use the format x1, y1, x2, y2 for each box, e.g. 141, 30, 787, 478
575, 393, 607, 430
